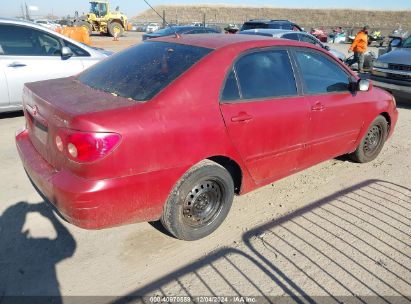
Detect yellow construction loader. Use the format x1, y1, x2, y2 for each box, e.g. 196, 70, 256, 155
75, 0, 128, 37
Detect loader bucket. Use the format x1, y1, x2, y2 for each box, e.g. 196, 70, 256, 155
61, 27, 91, 45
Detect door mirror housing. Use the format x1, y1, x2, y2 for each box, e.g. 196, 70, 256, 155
358, 79, 371, 92
324, 45, 330, 51
61, 46, 73, 60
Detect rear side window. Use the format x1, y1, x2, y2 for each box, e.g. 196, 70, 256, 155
230, 50, 297, 100
295, 50, 349, 94
78, 41, 212, 101
282, 33, 299, 41
221, 69, 240, 101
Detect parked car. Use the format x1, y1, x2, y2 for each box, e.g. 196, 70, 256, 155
240, 19, 303, 32
142, 26, 220, 40
371, 35, 411, 99
239, 29, 345, 61
146, 22, 160, 33
0, 18, 113, 113
34, 19, 61, 31
16, 34, 398, 241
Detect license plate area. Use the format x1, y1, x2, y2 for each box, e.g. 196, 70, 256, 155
33, 119, 48, 145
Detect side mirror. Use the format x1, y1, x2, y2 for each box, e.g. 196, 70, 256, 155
358, 79, 370, 92
61, 46, 73, 60
324, 45, 330, 51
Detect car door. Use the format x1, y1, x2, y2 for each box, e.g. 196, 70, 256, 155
0, 66, 9, 109
219, 49, 310, 183
0, 23, 84, 107
292, 48, 365, 167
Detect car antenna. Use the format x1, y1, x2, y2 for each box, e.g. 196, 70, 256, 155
142, 0, 181, 39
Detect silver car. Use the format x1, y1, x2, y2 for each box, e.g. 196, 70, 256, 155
0, 18, 113, 113
239, 29, 346, 61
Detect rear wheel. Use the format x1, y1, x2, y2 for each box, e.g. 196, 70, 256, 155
161, 160, 234, 241
350, 115, 388, 163
108, 22, 124, 37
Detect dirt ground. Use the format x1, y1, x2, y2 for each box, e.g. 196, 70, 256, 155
0, 33, 410, 303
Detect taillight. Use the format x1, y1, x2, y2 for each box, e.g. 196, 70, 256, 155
55, 129, 121, 163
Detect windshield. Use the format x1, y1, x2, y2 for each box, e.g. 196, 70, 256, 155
77, 41, 212, 101
90, 2, 98, 14
403, 36, 411, 48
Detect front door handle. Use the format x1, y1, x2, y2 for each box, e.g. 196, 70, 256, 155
8, 62, 27, 68
311, 102, 325, 111
231, 112, 253, 122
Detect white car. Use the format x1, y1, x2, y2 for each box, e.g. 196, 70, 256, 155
0, 18, 113, 113
34, 19, 61, 31
146, 22, 160, 33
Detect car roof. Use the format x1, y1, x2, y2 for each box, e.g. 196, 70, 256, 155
244, 19, 294, 24
153, 33, 307, 50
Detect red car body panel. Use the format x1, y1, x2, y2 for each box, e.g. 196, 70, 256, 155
16, 34, 398, 229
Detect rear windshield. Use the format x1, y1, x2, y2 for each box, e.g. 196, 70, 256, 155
77, 41, 212, 101
241, 22, 286, 31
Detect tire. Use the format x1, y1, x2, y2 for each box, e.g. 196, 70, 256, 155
350, 115, 388, 163
75, 20, 92, 35
108, 22, 124, 37
161, 160, 234, 241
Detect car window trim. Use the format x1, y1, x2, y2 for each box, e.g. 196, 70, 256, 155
219, 46, 302, 104
289, 46, 355, 97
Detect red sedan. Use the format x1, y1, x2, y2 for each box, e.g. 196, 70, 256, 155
16, 34, 398, 240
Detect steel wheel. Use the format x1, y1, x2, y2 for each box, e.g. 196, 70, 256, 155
349, 115, 388, 163
363, 125, 383, 157
161, 160, 234, 241
182, 179, 224, 228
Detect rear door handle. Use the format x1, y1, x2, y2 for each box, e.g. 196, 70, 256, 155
8, 62, 27, 68
231, 112, 253, 122
311, 102, 325, 111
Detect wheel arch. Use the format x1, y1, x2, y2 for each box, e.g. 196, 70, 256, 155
207, 155, 243, 195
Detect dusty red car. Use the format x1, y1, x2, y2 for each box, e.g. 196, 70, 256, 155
16, 34, 398, 240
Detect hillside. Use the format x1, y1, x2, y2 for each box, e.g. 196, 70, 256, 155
134, 5, 411, 32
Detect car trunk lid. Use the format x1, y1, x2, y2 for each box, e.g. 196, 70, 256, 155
23, 77, 135, 170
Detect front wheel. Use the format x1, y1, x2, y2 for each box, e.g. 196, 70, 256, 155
161, 160, 234, 241
350, 115, 388, 163
108, 22, 124, 37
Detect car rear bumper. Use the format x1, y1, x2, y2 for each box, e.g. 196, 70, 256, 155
16, 129, 185, 229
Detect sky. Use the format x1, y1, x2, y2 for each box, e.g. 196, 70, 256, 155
0, 0, 410, 18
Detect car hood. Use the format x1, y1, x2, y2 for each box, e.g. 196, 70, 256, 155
378, 48, 411, 65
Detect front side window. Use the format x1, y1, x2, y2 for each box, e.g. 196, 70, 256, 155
78, 41, 212, 101
295, 50, 350, 94
233, 50, 297, 100
299, 34, 321, 46
0, 24, 61, 56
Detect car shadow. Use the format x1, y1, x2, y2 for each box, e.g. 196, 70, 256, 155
0, 111, 24, 120
0, 201, 76, 304
113, 180, 411, 302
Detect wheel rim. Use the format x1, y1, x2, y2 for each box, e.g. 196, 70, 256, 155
182, 179, 224, 228
363, 125, 382, 156
113, 26, 121, 34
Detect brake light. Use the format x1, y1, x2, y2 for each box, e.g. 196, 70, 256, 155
55, 129, 121, 163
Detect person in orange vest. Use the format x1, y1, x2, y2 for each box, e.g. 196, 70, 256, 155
347, 25, 369, 73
